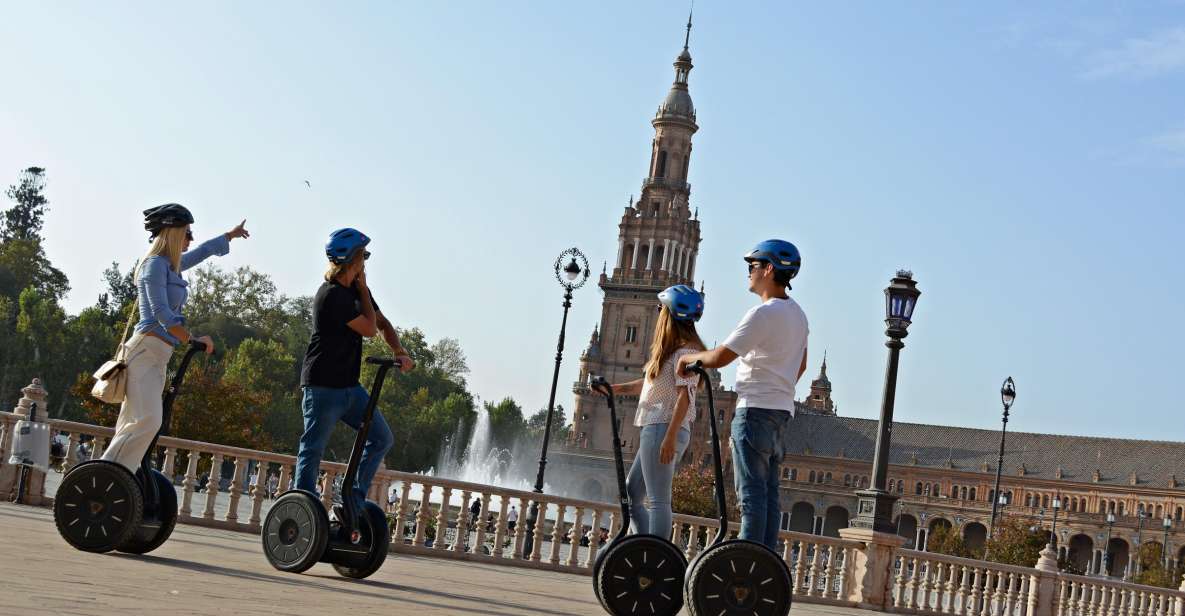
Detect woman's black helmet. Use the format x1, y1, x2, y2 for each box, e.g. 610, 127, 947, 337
143, 203, 194, 238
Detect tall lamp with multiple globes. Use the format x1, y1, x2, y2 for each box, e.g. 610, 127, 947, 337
851, 270, 921, 534
989, 377, 1016, 540
521, 248, 589, 559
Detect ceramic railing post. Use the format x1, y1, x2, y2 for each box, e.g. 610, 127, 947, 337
584, 508, 601, 567
225, 456, 246, 523
454, 490, 472, 554
548, 503, 566, 565
396, 481, 411, 543
493, 493, 510, 558
203, 452, 223, 519
248, 462, 266, 528
567, 506, 584, 567
179, 451, 199, 517
413, 483, 432, 547
435, 486, 452, 551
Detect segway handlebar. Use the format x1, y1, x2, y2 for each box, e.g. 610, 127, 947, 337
188, 339, 208, 352
687, 360, 731, 544
590, 375, 613, 397
365, 356, 403, 368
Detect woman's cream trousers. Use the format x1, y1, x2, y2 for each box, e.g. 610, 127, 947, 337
101, 333, 174, 472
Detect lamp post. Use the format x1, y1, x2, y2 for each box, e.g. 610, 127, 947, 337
1130, 511, 1147, 580
1103, 511, 1115, 577
1162, 516, 1172, 571
989, 377, 1016, 540
1048, 496, 1062, 553
521, 248, 589, 559
851, 271, 921, 535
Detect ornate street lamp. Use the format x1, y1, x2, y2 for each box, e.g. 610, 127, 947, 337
851, 271, 921, 534
1129, 511, 1148, 581
1103, 511, 1116, 577
989, 377, 1016, 540
522, 248, 589, 559
1048, 496, 1062, 552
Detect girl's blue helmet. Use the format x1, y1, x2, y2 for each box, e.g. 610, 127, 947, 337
325, 228, 370, 265
744, 239, 801, 278
658, 284, 704, 322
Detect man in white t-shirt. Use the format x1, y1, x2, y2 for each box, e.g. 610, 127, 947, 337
678, 239, 808, 549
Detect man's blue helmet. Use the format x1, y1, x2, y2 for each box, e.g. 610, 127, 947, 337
658, 284, 704, 322
745, 239, 801, 278
325, 228, 370, 265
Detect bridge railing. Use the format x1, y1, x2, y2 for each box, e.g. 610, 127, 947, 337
6, 409, 1185, 615
0, 410, 862, 602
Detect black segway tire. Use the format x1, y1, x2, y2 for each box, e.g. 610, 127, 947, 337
262, 490, 330, 573
116, 469, 178, 554
684, 540, 793, 616
594, 534, 686, 616
53, 460, 144, 553
333, 501, 390, 579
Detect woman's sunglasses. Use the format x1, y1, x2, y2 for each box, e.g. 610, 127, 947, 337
185, 230, 194, 242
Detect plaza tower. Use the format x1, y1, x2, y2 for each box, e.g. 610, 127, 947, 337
568, 19, 738, 467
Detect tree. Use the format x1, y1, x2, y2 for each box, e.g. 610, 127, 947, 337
1133, 543, 1179, 588
429, 337, 470, 386
672, 465, 738, 520
80, 361, 271, 451
2, 167, 48, 242
0, 238, 70, 302
983, 517, 1046, 567
485, 397, 526, 451
224, 338, 302, 453
927, 524, 978, 559
96, 261, 137, 319
527, 404, 569, 444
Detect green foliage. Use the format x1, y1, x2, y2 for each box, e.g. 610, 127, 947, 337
927, 524, 980, 559
0, 238, 69, 302
526, 404, 569, 444
485, 397, 526, 450
1132, 543, 1182, 588
984, 517, 1046, 568
2, 167, 48, 242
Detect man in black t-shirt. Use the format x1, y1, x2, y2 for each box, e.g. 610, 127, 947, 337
294, 228, 414, 516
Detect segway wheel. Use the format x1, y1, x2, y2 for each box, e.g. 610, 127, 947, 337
333, 501, 390, 579
685, 540, 792, 616
116, 469, 178, 554
594, 534, 686, 616
53, 460, 144, 553
262, 491, 329, 573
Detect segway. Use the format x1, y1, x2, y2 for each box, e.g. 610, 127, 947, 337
589, 376, 686, 616
53, 339, 208, 554
683, 361, 792, 616
261, 357, 398, 579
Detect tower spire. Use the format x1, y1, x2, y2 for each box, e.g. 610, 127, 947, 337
683, 3, 693, 51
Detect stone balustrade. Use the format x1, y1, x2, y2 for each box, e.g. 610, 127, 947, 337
4, 409, 1185, 616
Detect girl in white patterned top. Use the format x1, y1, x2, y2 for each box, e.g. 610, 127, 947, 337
608, 284, 705, 536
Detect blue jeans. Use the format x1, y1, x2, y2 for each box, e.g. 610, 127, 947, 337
731, 407, 791, 550
295, 384, 393, 512
626, 423, 690, 537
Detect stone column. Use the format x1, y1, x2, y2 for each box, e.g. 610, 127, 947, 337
630, 237, 640, 269
645, 238, 655, 270
616, 237, 625, 270
688, 250, 697, 281
661, 239, 671, 271
1029, 545, 1061, 616
2, 379, 50, 506
838, 527, 909, 610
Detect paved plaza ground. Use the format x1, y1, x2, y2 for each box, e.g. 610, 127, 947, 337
0, 502, 874, 616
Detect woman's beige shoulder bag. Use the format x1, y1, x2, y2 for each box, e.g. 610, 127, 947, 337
91, 301, 139, 404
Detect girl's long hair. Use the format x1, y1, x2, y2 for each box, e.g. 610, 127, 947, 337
324, 249, 365, 282
644, 307, 706, 382
138, 226, 186, 277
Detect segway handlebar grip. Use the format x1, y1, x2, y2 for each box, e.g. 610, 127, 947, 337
687, 360, 707, 376
589, 376, 612, 398
189, 339, 208, 352
365, 356, 402, 368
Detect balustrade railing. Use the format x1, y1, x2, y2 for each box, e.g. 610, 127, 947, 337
16, 410, 1183, 616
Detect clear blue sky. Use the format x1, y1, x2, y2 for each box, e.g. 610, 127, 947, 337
2, 2, 1183, 442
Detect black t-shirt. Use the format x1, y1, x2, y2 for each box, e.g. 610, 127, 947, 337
300, 281, 379, 388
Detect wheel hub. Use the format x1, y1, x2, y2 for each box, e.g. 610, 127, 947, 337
637, 574, 653, 591
279, 518, 300, 545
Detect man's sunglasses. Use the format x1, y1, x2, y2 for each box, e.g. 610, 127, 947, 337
364, 251, 372, 260
747, 260, 769, 274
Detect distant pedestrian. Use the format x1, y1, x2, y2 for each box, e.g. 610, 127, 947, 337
507, 505, 518, 532
470, 496, 483, 527
267, 473, 278, 499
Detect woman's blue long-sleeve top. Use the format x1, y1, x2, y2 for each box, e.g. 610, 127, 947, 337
134, 235, 230, 345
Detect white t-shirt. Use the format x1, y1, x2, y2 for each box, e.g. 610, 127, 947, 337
508, 508, 519, 522
722, 296, 809, 413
